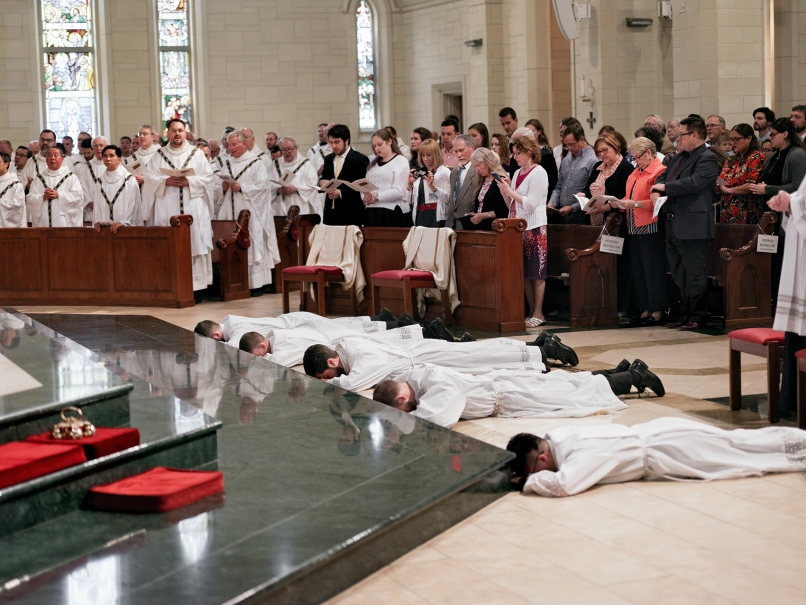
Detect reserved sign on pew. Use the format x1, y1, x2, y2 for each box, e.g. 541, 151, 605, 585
600, 234, 624, 255
757, 234, 779, 254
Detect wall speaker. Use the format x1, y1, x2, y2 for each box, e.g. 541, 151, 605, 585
553, 0, 580, 41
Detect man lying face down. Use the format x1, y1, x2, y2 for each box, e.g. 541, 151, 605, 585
507, 418, 806, 497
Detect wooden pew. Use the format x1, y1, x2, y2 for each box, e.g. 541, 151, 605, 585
545, 214, 622, 327
708, 211, 776, 328
293, 220, 527, 332
272, 206, 321, 293
211, 209, 251, 302
0, 215, 194, 308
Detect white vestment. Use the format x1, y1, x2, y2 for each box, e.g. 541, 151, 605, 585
26, 165, 84, 227
217, 150, 280, 289
307, 142, 332, 174
0, 172, 26, 227
773, 177, 806, 336
21, 154, 48, 186
73, 157, 106, 219
269, 154, 320, 217
92, 166, 141, 225
403, 364, 626, 428
220, 312, 387, 346
142, 142, 215, 291
327, 337, 546, 392
125, 144, 160, 177
523, 417, 806, 497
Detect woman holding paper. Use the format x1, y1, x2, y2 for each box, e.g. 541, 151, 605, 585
464, 147, 510, 231
363, 129, 412, 227
617, 137, 667, 326
406, 138, 450, 227
717, 123, 765, 224
498, 136, 549, 328
581, 132, 634, 226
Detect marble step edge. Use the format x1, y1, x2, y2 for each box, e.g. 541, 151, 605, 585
0, 419, 223, 506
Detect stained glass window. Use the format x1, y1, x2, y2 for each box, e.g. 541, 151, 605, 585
41, 0, 97, 140
158, 0, 193, 133
356, 1, 376, 131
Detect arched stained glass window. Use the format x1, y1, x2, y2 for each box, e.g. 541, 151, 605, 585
41, 0, 98, 139
356, 1, 377, 131
158, 0, 193, 132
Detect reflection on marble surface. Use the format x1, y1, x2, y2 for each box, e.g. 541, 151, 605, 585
66, 555, 120, 605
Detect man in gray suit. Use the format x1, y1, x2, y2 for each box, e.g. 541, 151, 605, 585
651, 116, 719, 330
444, 134, 478, 230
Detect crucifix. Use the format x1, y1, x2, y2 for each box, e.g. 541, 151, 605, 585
587, 111, 597, 129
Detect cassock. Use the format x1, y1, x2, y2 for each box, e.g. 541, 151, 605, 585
217, 150, 280, 289
269, 154, 320, 217
26, 164, 84, 227
402, 364, 626, 428
220, 312, 387, 345
262, 325, 422, 367
327, 337, 546, 392
774, 177, 806, 335
0, 172, 26, 227
142, 141, 215, 291
307, 141, 332, 175
92, 166, 141, 225
523, 417, 806, 497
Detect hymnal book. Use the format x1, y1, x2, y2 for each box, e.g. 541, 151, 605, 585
159, 167, 195, 178
271, 170, 296, 187
318, 178, 379, 194
124, 160, 142, 173
215, 173, 237, 184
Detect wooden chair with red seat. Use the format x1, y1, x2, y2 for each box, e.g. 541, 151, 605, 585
796, 349, 806, 429
281, 265, 357, 316
728, 328, 786, 423
371, 269, 452, 324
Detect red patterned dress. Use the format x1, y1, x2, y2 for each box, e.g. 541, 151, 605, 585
718, 150, 765, 224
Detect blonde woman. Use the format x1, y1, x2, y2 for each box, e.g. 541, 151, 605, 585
407, 138, 451, 227
491, 132, 511, 174
462, 147, 509, 231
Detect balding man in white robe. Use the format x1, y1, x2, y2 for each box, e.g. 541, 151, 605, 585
142, 118, 215, 293
218, 131, 280, 292
0, 151, 26, 227
26, 146, 84, 227
92, 145, 141, 229
270, 137, 320, 217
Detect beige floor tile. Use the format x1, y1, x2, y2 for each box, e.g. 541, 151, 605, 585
763, 471, 806, 492
391, 545, 447, 567
492, 566, 633, 605
326, 584, 430, 605
606, 575, 739, 605
710, 479, 806, 519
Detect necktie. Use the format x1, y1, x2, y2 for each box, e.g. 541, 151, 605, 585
335, 155, 343, 178
453, 165, 465, 207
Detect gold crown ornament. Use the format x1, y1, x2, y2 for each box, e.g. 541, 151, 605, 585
51, 406, 96, 440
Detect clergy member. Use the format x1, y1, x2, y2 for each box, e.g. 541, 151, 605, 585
142, 118, 215, 294
131, 135, 140, 154
373, 364, 628, 428
196, 141, 225, 219
265, 132, 278, 151
126, 125, 161, 189
0, 151, 26, 227
219, 130, 280, 295
26, 144, 84, 227
119, 136, 133, 160
92, 145, 141, 230
77, 136, 108, 219
21, 130, 57, 189
13, 147, 31, 179
269, 137, 320, 216
307, 123, 332, 176
508, 418, 806, 497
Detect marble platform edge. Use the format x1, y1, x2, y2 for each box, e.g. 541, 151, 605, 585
0, 383, 134, 427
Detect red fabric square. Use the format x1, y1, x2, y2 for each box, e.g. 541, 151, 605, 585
728, 328, 786, 346
87, 467, 224, 513
282, 265, 343, 276
371, 270, 435, 282
25, 428, 141, 460
0, 442, 87, 489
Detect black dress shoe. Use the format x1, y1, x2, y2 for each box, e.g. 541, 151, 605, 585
250, 288, 263, 297
428, 317, 455, 342
642, 314, 667, 326
532, 331, 550, 347
678, 321, 705, 331
543, 333, 579, 366
614, 359, 631, 373
193, 293, 202, 304
459, 332, 476, 342
397, 312, 419, 327
262, 284, 277, 294
377, 308, 397, 323
629, 315, 646, 327
629, 359, 665, 397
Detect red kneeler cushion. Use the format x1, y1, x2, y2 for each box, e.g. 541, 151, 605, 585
796, 349, 806, 361
86, 467, 224, 513
26, 428, 141, 460
0, 442, 87, 489
282, 265, 343, 276
372, 269, 434, 282
728, 328, 786, 346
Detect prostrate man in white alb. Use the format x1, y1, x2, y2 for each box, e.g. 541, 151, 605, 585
26, 144, 84, 227
270, 137, 320, 216
0, 151, 26, 228
373, 363, 632, 428
508, 418, 806, 497
92, 145, 141, 231
21, 130, 57, 190
218, 130, 280, 296
307, 123, 332, 177
142, 118, 215, 295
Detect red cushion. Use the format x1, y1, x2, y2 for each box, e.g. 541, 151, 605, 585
728, 328, 786, 346
282, 265, 343, 276
796, 349, 806, 361
26, 428, 141, 460
0, 442, 87, 489
86, 467, 224, 513
372, 270, 434, 282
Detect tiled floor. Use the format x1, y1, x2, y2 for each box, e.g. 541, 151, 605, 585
16, 295, 801, 605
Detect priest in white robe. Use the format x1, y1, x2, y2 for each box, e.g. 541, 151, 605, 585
124, 125, 161, 191
26, 145, 84, 227
218, 131, 280, 292
373, 364, 627, 428
92, 145, 141, 228
0, 151, 26, 228
74, 136, 108, 222
196, 141, 225, 219
307, 123, 332, 176
270, 137, 320, 217
21, 130, 56, 189
142, 118, 215, 292
510, 418, 806, 497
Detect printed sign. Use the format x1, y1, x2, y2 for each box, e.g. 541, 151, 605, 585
757, 234, 779, 254
600, 234, 624, 255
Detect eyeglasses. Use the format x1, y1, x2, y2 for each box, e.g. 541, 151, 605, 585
595, 147, 611, 156
632, 150, 647, 161
39, 137, 55, 143
729, 137, 747, 143
678, 131, 696, 138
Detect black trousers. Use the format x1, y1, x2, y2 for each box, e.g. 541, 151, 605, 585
665, 224, 709, 324
593, 370, 634, 396
780, 331, 806, 414
629, 231, 668, 312
365, 206, 413, 227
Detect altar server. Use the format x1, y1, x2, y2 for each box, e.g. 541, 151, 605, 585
270, 137, 320, 216
0, 151, 26, 227
142, 118, 215, 293
509, 418, 806, 497
26, 145, 84, 227
92, 145, 140, 228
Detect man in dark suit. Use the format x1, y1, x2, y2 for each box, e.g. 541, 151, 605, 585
320, 124, 369, 226
444, 134, 479, 230
651, 116, 719, 330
